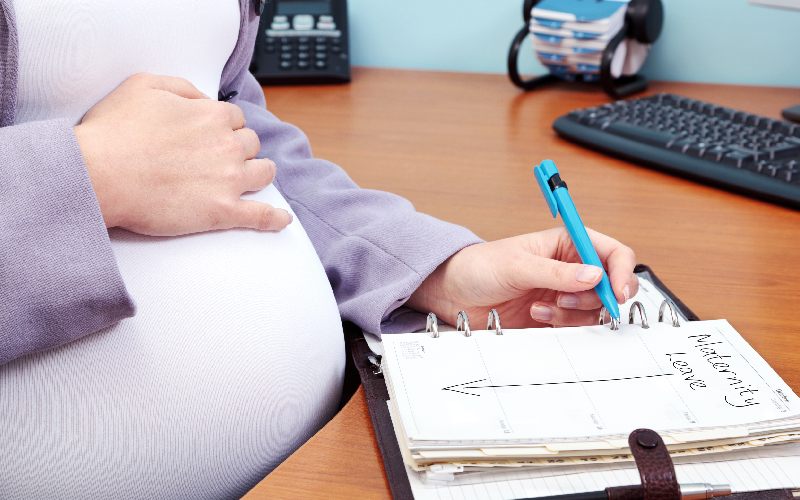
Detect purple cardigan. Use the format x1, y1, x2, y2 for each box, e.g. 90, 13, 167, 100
0, 0, 481, 365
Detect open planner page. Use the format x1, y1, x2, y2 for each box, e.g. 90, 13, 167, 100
381, 318, 800, 445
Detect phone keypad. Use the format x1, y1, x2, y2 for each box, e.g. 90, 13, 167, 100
265, 28, 342, 71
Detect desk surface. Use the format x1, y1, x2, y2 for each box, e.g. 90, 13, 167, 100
244, 68, 800, 499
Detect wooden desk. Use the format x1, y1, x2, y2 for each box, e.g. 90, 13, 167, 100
245, 68, 800, 499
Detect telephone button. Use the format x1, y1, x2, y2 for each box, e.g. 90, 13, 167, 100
280, 52, 292, 61
273, 15, 289, 23
318, 15, 334, 23
279, 61, 292, 70
317, 21, 336, 30
315, 52, 327, 60
297, 52, 310, 60
270, 21, 290, 30
314, 60, 327, 69
297, 60, 310, 69
293, 15, 314, 30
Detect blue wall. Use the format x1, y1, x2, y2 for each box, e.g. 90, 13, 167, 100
348, 0, 800, 87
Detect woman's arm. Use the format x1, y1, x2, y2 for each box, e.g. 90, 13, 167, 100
0, 119, 135, 365
231, 73, 483, 335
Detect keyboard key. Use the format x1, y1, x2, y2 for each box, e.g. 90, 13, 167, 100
605, 122, 676, 146
722, 151, 753, 168
706, 145, 730, 161
766, 143, 800, 160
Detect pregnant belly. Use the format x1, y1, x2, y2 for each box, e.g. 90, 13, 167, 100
108, 184, 343, 365
0, 185, 346, 497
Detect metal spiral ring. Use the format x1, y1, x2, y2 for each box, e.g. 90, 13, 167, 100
658, 300, 681, 327
599, 307, 621, 331
425, 312, 440, 338
628, 301, 650, 329
456, 311, 472, 337
487, 309, 503, 335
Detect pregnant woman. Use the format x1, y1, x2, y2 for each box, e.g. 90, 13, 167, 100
0, 1, 638, 498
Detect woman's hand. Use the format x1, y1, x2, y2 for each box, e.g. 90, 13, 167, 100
74, 73, 292, 236
408, 227, 638, 328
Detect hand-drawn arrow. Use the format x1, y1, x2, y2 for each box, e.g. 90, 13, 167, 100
442, 373, 674, 397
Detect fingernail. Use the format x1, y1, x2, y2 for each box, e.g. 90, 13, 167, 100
576, 265, 602, 284
558, 294, 579, 308
530, 304, 553, 322
623, 284, 631, 302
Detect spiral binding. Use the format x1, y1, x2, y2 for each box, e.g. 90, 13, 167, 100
425, 309, 504, 338
425, 301, 681, 338
601, 299, 682, 330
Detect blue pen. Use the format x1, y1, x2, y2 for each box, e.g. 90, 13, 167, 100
533, 159, 621, 329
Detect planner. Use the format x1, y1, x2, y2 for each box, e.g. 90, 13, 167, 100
382, 309, 800, 472
349, 265, 800, 499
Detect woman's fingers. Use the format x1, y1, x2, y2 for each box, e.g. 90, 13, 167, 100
234, 127, 261, 160
530, 302, 600, 327
556, 290, 602, 310
227, 200, 292, 231
586, 228, 638, 302
240, 158, 276, 192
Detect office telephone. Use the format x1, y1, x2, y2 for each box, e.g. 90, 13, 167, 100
250, 0, 350, 84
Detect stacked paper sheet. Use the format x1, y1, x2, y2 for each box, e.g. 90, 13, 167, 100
530, 0, 649, 81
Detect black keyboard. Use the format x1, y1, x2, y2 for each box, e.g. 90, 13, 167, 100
553, 94, 800, 209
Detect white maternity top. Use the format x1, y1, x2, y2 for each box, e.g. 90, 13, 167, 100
6, 2, 345, 497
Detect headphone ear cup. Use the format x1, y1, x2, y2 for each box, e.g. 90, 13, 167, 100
626, 0, 664, 44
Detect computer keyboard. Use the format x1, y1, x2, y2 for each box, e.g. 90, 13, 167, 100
553, 93, 800, 209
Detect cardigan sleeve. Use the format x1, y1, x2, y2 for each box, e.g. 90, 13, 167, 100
0, 118, 134, 365
231, 73, 482, 335
216, 5, 482, 335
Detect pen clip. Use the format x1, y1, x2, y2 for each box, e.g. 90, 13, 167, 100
533, 159, 560, 218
